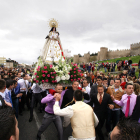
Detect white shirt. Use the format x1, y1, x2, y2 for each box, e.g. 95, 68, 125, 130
83, 86, 91, 103
18, 79, 29, 93
53, 101, 98, 128
4, 88, 11, 103
31, 83, 42, 93
0, 91, 5, 99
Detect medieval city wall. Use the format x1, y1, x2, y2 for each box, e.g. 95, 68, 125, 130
73, 42, 140, 63
130, 42, 140, 56
107, 49, 131, 59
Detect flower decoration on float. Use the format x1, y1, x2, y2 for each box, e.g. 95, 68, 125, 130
33, 56, 82, 85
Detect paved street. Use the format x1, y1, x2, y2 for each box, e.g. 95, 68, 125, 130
18, 106, 108, 140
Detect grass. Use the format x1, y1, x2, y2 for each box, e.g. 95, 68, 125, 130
95, 55, 140, 78
97, 66, 139, 78
97, 55, 140, 64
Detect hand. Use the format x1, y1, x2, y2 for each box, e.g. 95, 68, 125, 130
5, 101, 12, 107
82, 88, 86, 93
108, 104, 114, 109
111, 95, 115, 101
53, 93, 59, 98
16, 93, 23, 98
19, 99, 21, 102
103, 83, 108, 88
55, 94, 61, 101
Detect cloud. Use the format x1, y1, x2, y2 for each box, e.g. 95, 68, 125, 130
0, 0, 140, 64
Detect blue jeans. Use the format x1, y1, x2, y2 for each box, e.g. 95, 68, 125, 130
13, 98, 19, 119
104, 67, 107, 72
106, 108, 121, 133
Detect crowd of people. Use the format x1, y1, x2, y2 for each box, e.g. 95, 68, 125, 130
80, 58, 139, 76
0, 62, 140, 140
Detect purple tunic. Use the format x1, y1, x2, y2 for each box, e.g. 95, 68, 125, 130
41, 94, 61, 114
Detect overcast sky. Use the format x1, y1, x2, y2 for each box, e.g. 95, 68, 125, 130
0, 0, 140, 64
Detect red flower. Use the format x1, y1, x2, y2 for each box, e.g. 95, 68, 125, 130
71, 75, 73, 78
50, 65, 53, 68
51, 72, 53, 74
36, 80, 39, 83
34, 73, 37, 75
44, 66, 47, 69
33, 78, 36, 81
42, 80, 45, 83
44, 71, 48, 73
45, 79, 48, 82
47, 74, 50, 77
37, 76, 39, 78
74, 71, 76, 73
42, 74, 45, 77
71, 79, 73, 81
74, 75, 76, 77
78, 78, 80, 81
42, 70, 44, 73
74, 79, 77, 81
51, 76, 54, 78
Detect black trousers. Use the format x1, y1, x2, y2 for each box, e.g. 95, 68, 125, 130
19, 91, 30, 113
30, 93, 42, 119
96, 118, 105, 140
41, 91, 47, 110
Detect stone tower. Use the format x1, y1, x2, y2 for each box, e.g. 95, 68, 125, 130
99, 47, 108, 60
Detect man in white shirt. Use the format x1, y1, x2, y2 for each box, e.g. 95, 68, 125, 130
29, 83, 43, 122
5, 80, 14, 107
53, 90, 99, 140
0, 79, 12, 107
83, 79, 91, 103
18, 74, 30, 115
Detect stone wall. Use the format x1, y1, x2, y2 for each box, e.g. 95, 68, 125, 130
73, 42, 140, 63
130, 42, 140, 56
107, 49, 131, 59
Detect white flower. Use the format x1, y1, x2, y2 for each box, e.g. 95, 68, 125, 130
56, 76, 61, 82
61, 76, 66, 80
65, 75, 70, 80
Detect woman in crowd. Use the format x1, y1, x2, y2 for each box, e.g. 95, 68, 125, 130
133, 83, 140, 95
120, 78, 126, 90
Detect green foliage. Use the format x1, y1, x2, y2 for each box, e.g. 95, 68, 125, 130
98, 55, 140, 63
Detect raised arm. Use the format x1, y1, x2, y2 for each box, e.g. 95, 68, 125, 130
41, 94, 54, 104
111, 95, 124, 107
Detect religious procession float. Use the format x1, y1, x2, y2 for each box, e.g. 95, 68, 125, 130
33, 19, 82, 89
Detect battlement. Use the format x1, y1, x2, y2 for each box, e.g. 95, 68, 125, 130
130, 42, 140, 48
73, 41, 140, 63
108, 48, 130, 52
